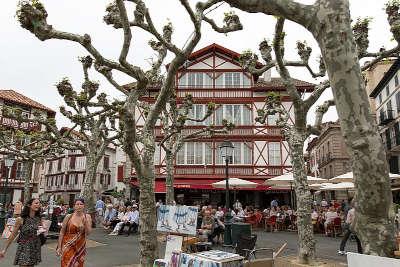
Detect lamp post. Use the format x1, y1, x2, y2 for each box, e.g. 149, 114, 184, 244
219, 140, 234, 245
0, 155, 15, 232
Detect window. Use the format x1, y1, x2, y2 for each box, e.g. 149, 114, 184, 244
65, 174, 69, 185
48, 161, 53, 173
216, 142, 252, 165
57, 159, 62, 171
188, 73, 196, 87
196, 73, 203, 88
74, 174, 79, 185
267, 114, 278, 126
268, 142, 281, 165
154, 144, 161, 165
187, 105, 212, 125
396, 92, 400, 112
386, 85, 390, 97
176, 142, 212, 165
395, 74, 399, 87
215, 105, 252, 125
16, 162, 26, 180
103, 156, 110, 170
69, 156, 76, 170
225, 73, 241, 87
179, 74, 187, 87
378, 93, 382, 104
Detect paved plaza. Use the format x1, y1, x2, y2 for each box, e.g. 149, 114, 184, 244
0, 228, 356, 266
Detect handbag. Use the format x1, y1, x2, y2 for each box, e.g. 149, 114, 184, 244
39, 233, 46, 246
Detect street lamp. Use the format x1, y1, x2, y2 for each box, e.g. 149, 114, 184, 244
219, 140, 234, 245
0, 155, 15, 232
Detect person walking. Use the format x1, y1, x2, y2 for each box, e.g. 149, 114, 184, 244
56, 198, 92, 267
338, 200, 362, 255
0, 198, 43, 267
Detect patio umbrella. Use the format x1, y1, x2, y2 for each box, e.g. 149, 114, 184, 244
309, 182, 334, 190
319, 182, 355, 190
264, 172, 327, 208
330, 172, 400, 183
212, 178, 258, 203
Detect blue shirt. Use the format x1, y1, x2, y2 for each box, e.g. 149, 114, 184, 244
95, 200, 105, 209
104, 208, 116, 222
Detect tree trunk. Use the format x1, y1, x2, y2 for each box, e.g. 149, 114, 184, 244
81, 154, 99, 216
311, 0, 396, 255
165, 150, 175, 205
23, 160, 34, 202
289, 130, 315, 264
123, 159, 132, 200
138, 145, 158, 266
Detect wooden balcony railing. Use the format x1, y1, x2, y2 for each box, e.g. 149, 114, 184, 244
0, 116, 39, 131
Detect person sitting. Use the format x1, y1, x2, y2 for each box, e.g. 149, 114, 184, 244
102, 204, 116, 229
197, 210, 214, 242
109, 206, 131, 236
120, 204, 139, 235
110, 206, 126, 229
324, 206, 338, 236
215, 206, 224, 220
208, 210, 225, 244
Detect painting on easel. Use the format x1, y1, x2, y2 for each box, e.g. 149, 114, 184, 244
157, 205, 198, 236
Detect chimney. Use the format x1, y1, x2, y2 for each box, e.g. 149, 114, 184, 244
263, 69, 271, 82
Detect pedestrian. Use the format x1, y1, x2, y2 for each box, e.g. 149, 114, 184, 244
56, 198, 92, 267
95, 197, 105, 220
338, 199, 362, 255
0, 198, 43, 266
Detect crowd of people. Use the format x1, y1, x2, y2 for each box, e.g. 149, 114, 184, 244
95, 197, 140, 236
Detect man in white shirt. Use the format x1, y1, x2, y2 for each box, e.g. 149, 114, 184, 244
338, 200, 362, 255
324, 206, 338, 235
123, 205, 139, 235
233, 200, 242, 210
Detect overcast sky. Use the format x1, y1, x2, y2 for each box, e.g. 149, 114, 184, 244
1, 0, 396, 132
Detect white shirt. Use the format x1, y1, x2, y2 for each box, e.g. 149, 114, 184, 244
346, 208, 355, 225
321, 200, 328, 207
127, 210, 139, 224
117, 212, 126, 221
215, 210, 224, 219
325, 211, 338, 224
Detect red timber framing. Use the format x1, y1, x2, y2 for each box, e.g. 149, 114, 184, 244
131, 43, 315, 191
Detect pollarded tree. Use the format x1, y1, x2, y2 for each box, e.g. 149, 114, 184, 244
240, 18, 334, 263
55, 55, 121, 220
16, 0, 242, 264
224, 0, 400, 258
160, 94, 234, 204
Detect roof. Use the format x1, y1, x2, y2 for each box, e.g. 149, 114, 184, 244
370, 57, 400, 97
255, 77, 315, 92
0, 89, 55, 116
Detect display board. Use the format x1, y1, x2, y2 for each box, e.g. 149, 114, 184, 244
157, 205, 198, 236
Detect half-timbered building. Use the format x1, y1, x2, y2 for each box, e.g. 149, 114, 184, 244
130, 44, 315, 207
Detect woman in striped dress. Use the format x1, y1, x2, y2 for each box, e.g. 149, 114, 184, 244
56, 198, 92, 267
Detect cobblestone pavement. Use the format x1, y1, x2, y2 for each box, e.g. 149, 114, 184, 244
0, 228, 355, 266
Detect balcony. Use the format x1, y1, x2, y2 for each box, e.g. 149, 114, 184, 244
0, 116, 39, 131
379, 110, 394, 125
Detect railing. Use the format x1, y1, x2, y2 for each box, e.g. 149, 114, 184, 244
155, 165, 284, 177
0, 116, 40, 131
379, 109, 394, 125
155, 126, 282, 137
176, 89, 252, 98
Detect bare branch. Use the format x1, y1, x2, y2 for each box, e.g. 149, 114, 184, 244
306, 99, 335, 135
273, 17, 301, 102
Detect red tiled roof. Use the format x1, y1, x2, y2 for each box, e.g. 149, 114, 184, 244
0, 89, 55, 115
254, 77, 315, 92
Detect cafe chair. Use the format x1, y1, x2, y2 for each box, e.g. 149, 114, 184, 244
224, 234, 274, 260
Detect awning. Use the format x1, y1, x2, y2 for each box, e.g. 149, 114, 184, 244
131, 180, 166, 193
131, 179, 272, 192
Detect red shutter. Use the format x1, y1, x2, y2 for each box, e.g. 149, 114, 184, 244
11, 162, 17, 179
117, 165, 124, 182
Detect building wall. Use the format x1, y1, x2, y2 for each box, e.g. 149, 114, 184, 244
307, 122, 351, 180
43, 146, 117, 203
0, 95, 52, 203
365, 60, 394, 113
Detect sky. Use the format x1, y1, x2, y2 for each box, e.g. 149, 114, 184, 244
0, 0, 396, 131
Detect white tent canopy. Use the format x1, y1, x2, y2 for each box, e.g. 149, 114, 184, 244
212, 178, 258, 189
264, 172, 327, 186
320, 182, 354, 191
309, 182, 334, 190
330, 171, 400, 183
